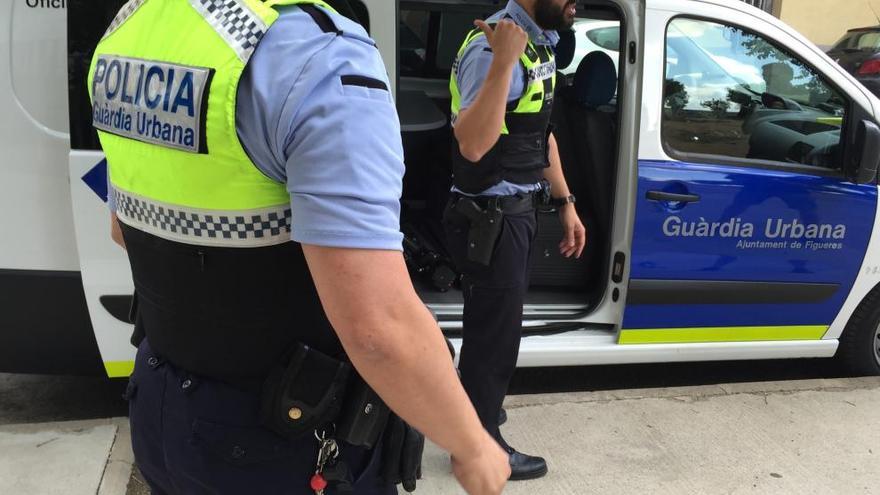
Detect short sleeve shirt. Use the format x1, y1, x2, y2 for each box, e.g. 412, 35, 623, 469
235, 6, 405, 251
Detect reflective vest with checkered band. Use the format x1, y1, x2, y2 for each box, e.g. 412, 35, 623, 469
88, 0, 336, 247
449, 23, 556, 194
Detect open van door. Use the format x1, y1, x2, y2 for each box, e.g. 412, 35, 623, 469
67, 0, 138, 378
391, 0, 643, 365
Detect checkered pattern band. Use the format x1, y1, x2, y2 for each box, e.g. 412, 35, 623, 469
102, 0, 147, 40
189, 0, 268, 63
115, 189, 292, 247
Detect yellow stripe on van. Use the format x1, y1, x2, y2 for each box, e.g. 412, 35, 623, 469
104, 360, 135, 378
816, 117, 843, 126
618, 325, 828, 344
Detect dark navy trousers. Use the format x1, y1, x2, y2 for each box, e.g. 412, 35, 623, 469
127, 340, 396, 495
443, 204, 537, 445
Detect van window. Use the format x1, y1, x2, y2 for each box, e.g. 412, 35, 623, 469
399, 5, 496, 79
585, 25, 620, 52
400, 10, 431, 76
68, 0, 127, 151
562, 19, 621, 78
662, 18, 846, 170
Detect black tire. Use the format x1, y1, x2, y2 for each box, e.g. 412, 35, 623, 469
838, 285, 880, 376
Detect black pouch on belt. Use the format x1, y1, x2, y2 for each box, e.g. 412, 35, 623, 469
453, 197, 504, 266
335, 374, 390, 449
260, 343, 351, 439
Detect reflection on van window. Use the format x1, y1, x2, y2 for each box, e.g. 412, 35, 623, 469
663, 18, 846, 170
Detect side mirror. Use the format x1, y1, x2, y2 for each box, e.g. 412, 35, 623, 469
851, 120, 880, 184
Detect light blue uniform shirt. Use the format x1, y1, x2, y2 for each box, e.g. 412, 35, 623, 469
236, 6, 404, 250
110, 6, 404, 250
454, 0, 559, 197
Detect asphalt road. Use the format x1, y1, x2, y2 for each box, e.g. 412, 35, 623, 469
0, 357, 854, 425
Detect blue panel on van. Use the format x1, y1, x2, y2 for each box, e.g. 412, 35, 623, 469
624, 159, 877, 329
81, 159, 108, 203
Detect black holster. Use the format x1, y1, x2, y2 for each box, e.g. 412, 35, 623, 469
453, 197, 504, 266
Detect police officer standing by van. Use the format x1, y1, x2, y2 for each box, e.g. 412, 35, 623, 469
445, 0, 585, 480
91, 0, 508, 493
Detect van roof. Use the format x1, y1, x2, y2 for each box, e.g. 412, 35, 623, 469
666, 0, 767, 16
658, 0, 816, 52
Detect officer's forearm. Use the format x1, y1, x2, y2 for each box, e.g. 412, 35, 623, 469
454, 58, 516, 162
301, 246, 488, 459
543, 133, 571, 198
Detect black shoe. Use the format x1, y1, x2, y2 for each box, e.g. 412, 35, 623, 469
507, 448, 548, 481
498, 408, 507, 426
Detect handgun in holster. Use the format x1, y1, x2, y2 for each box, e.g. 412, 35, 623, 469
453, 197, 504, 266
536, 179, 553, 212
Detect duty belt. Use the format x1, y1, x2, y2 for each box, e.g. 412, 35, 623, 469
448, 188, 547, 266
450, 189, 545, 216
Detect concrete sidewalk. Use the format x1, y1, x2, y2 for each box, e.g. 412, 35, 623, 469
2, 377, 877, 494
0, 417, 132, 495
417, 377, 880, 494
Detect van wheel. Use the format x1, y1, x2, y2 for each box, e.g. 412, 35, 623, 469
838, 287, 880, 376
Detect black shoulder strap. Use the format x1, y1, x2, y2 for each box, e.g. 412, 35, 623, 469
299, 4, 340, 34
323, 0, 368, 30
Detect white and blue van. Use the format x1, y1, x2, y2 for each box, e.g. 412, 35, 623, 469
2, 0, 878, 378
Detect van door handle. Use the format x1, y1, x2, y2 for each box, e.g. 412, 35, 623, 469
646, 191, 701, 203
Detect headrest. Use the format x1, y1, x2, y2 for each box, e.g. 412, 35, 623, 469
554, 29, 576, 72
573, 51, 617, 107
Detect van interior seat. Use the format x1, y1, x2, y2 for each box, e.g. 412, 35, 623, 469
554, 28, 577, 73
553, 50, 618, 241
573, 51, 617, 110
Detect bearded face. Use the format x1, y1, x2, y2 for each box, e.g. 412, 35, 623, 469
534, 0, 577, 31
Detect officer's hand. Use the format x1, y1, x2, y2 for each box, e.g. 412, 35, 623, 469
451, 432, 510, 495
475, 19, 528, 69
559, 204, 586, 258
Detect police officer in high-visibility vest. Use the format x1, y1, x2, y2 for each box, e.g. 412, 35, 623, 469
444, 0, 585, 480
89, 1, 510, 493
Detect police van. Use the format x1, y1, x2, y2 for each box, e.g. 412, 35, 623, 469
3, 0, 879, 378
